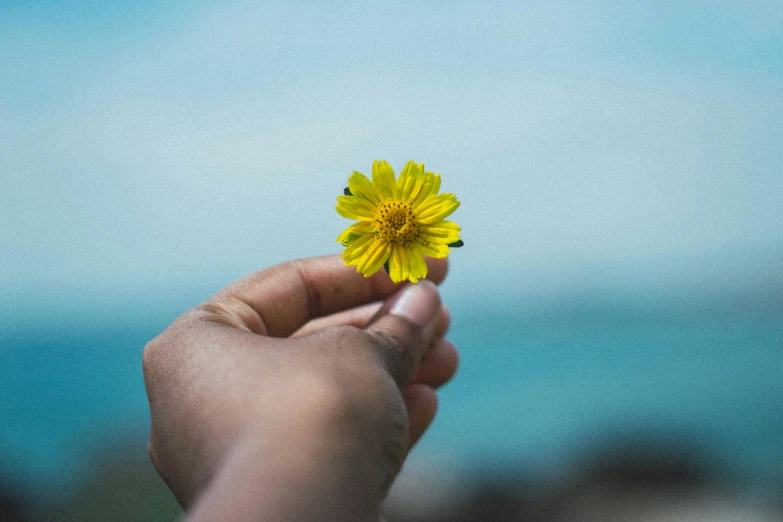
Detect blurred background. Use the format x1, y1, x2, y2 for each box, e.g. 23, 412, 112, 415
2, 1, 782, 520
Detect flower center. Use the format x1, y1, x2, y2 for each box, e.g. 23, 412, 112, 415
375, 200, 418, 244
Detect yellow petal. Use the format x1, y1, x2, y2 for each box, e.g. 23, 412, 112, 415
336, 195, 376, 220
372, 160, 397, 200
396, 160, 424, 202
347, 171, 381, 205
414, 237, 450, 258
418, 233, 460, 245
418, 220, 461, 243
405, 243, 427, 283
337, 161, 460, 284
342, 234, 375, 264
412, 172, 441, 207
423, 219, 461, 234
388, 243, 404, 283
336, 221, 374, 245
416, 194, 460, 225
358, 239, 391, 277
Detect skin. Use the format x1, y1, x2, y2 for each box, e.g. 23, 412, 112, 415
142, 254, 459, 521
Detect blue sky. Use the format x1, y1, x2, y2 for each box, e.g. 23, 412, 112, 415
2, 1, 782, 312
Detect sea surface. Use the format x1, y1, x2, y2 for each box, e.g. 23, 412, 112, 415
1, 292, 782, 498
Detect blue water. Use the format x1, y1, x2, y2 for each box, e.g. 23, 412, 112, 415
423, 302, 783, 485
1, 295, 782, 494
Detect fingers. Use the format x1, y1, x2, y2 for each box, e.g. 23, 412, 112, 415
293, 303, 450, 339
403, 384, 438, 449
364, 280, 443, 387
291, 303, 383, 338
214, 254, 448, 337
410, 339, 459, 389
435, 306, 451, 339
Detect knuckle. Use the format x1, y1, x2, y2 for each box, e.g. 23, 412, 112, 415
320, 325, 381, 367
369, 329, 416, 384
147, 439, 160, 469
284, 371, 367, 438
308, 377, 358, 418
323, 324, 373, 348
142, 329, 180, 384
298, 368, 404, 449
309, 323, 391, 392
141, 335, 164, 377
320, 322, 419, 385
369, 328, 408, 355
195, 297, 263, 333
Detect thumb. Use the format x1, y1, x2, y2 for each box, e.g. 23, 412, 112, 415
365, 280, 442, 387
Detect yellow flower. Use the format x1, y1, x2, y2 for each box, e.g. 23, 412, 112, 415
336, 160, 461, 283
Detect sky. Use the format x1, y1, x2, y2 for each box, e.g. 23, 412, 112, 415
2, 1, 782, 314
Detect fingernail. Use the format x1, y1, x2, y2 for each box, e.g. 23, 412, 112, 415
389, 280, 441, 335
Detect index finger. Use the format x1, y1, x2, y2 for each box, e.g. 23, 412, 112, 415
207, 254, 448, 337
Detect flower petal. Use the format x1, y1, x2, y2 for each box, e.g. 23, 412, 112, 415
414, 237, 449, 258
342, 234, 376, 264
412, 172, 441, 207
347, 171, 381, 205
388, 243, 405, 283
338, 161, 460, 284
372, 160, 397, 200
336, 221, 374, 245
405, 243, 428, 283
416, 193, 460, 224
418, 219, 461, 243
420, 219, 461, 236
336, 195, 377, 220
396, 161, 424, 202
358, 239, 391, 277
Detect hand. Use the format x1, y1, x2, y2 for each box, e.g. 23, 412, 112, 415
142, 255, 458, 520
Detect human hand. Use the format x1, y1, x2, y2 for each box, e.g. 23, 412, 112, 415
142, 254, 458, 521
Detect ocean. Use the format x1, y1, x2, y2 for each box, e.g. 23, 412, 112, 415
1, 291, 782, 501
